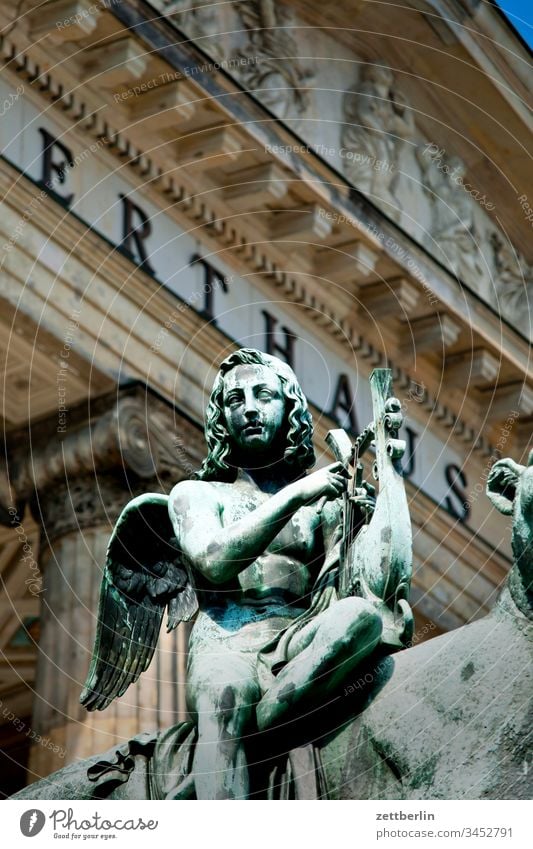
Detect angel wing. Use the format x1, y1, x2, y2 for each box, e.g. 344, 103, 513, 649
80, 492, 198, 712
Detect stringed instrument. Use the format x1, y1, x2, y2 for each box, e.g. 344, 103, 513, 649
326, 368, 414, 649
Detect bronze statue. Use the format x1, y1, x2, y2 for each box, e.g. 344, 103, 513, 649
78, 349, 413, 799
12, 351, 531, 801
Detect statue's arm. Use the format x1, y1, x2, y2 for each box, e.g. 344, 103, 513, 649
320, 498, 344, 555
169, 465, 347, 585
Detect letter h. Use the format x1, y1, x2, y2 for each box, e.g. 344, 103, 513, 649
261, 310, 297, 368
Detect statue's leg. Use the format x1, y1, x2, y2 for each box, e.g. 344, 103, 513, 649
256, 597, 382, 731
187, 650, 261, 800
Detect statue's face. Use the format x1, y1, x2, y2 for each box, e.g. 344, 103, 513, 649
222, 364, 286, 460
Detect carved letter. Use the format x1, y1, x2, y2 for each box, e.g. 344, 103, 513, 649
190, 254, 229, 321
262, 310, 296, 367
119, 194, 155, 274
444, 463, 470, 523
329, 373, 358, 434
38, 128, 74, 205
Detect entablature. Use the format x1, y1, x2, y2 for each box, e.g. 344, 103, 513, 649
0, 1, 531, 459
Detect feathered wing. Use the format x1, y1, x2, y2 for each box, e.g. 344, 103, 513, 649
80, 493, 198, 711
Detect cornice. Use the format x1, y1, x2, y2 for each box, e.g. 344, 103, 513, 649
0, 10, 530, 374
0, 156, 501, 461
0, 7, 530, 455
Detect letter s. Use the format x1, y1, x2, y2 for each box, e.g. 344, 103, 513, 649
444, 464, 470, 523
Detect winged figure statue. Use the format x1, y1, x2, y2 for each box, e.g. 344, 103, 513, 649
80, 348, 413, 800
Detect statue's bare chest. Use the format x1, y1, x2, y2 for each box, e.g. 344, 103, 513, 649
219, 487, 318, 560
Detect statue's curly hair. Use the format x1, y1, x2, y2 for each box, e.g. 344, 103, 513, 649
194, 348, 315, 481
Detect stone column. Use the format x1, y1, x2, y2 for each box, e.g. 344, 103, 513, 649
3, 389, 203, 782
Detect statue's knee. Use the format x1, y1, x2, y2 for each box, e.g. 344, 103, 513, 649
330, 597, 382, 648
351, 598, 382, 643
358, 606, 383, 647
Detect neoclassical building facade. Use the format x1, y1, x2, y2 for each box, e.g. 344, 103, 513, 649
0, 0, 530, 794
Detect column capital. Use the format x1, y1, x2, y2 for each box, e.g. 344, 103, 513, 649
1, 386, 205, 539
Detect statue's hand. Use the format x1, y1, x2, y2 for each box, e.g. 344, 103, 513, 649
350, 483, 376, 521
294, 462, 349, 507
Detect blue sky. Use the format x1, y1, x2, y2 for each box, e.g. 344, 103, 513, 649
496, 1, 533, 48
